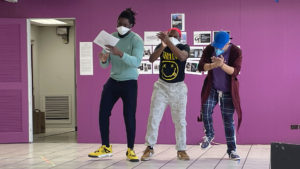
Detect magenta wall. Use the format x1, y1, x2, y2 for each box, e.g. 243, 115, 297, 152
1, 0, 300, 145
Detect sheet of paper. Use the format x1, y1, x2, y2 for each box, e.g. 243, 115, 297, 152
152, 60, 160, 74
193, 31, 211, 45
138, 61, 153, 74
185, 59, 202, 75
93, 30, 119, 51
144, 31, 161, 45
143, 46, 153, 59
80, 42, 93, 75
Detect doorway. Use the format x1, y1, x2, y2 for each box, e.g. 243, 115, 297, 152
29, 18, 77, 143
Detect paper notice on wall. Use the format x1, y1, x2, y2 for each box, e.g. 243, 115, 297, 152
93, 30, 119, 51
193, 31, 211, 45
152, 60, 160, 74
80, 42, 93, 75
185, 59, 202, 75
138, 61, 153, 74
144, 31, 161, 46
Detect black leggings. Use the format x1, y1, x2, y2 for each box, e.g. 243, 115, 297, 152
99, 78, 137, 149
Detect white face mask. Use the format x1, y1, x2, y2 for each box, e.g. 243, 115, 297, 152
117, 26, 130, 35
169, 37, 180, 46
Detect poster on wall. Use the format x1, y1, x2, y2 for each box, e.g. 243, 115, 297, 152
80, 42, 93, 75
138, 61, 153, 74
152, 60, 160, 74
213, 31, 231, 40
171, 13, 185, 31
143, 46, 153, 59
180, 32, 187, 44
194, 31, 211, 45
189, 46, 203, 59
185, 60, 202, 75
144, 31, 161, 45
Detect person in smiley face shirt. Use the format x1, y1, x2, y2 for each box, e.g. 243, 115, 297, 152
141, 28, 190, 161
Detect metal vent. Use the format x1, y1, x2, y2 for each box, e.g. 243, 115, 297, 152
45, 96, 70, 120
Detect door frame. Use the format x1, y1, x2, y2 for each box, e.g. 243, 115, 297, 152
27, 18, 77, 142
26, 20, 33, 142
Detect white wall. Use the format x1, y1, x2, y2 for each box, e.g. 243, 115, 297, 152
31, 25, 76, 128
30, 25, 41, 110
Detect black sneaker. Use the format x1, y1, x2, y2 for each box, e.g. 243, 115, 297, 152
229, 150, 240, 161
200, 136, 214, 149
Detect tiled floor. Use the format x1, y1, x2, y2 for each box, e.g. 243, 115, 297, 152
34, 128, 76, 143
0, 131, 271, 169
0, 144, 270, 169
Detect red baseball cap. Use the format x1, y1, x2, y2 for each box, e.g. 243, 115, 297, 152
168, 27, 181, 37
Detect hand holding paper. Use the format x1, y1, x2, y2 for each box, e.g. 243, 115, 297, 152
105, 45, 123, 57
93, 30, 119, 51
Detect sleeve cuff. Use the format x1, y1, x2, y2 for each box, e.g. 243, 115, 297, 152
121, 52, 129, 61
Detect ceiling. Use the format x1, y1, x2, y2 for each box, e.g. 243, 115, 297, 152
30, 19, 74, 26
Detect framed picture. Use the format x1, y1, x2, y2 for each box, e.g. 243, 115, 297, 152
171, 13, 185, 31
143, 46, 153, 59
152, 60, 160, 74
185, 60, 202, 75
180, 32, 187, 44
138, 61, 153, 74
189, 46, 203, 59
213, 31, 231, 41
144, 31, 161, 45
194, 31, 211, 45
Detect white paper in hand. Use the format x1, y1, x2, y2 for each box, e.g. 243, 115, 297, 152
93, 30, 119, 51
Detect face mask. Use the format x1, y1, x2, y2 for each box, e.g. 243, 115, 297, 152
117, 26, 130, 35
169, 37, 180, 46
215, 48, 224, 56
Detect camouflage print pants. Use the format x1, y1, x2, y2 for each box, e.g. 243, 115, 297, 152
145, 79, 188, 151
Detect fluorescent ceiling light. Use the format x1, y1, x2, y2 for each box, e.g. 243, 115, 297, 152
30, 19, 67, 25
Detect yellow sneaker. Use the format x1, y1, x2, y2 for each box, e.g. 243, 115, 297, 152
88, 145, 112, 158
126, 148, 139, 162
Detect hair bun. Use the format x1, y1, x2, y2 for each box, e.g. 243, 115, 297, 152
125, 8, 136, 16
119, 8, 137, 27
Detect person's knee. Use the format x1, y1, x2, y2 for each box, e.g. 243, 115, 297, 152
173, 118, 186, 127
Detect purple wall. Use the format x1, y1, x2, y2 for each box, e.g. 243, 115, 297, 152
0, 18, 29, 143
1, 0, 300, 145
